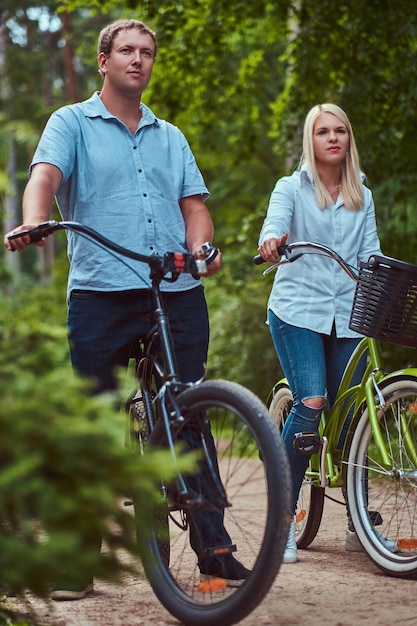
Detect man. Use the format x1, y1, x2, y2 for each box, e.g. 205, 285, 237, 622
5, 19, 249, 599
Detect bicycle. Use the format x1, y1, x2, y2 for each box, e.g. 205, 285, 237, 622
254, 241, 417, 578
9, 220, 291, 626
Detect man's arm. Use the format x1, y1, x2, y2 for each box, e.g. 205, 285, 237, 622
4, 163, 62, 252
179, 195, 222, 276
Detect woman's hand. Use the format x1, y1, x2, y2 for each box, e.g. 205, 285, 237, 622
258, 234, 288, 263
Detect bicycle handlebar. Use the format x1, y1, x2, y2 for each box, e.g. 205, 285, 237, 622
8, 220, 208, 280
253, 241, 359, 282
7, 220, 62, 244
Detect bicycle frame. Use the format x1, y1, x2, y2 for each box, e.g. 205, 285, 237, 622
275, 333, 417, 489
10, 219, 209, 497
133, 320, 205, 499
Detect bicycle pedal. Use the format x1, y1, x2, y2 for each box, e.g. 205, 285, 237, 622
293, 432, 322, 455
369, 510, 383, 526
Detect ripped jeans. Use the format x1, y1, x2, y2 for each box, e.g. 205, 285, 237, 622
268, 311, 366, 514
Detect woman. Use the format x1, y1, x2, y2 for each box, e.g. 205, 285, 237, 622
258, 103, 395, 563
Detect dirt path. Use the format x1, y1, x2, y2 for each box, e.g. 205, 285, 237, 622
10, 489, 417, 625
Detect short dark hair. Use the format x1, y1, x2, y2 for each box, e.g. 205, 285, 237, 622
97, 19, 157, 57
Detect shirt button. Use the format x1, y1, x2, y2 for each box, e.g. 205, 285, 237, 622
133, 145, 137, 150
148, 219, 152, 223
138, 169, 142, 173
143, 193, 147, 197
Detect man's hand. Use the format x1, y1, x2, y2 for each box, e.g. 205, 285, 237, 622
4, 224, 46, 252
193, 242, 222, 277
198, 249, 222, 277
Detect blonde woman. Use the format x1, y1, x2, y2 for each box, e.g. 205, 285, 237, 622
258, 103, 395, 563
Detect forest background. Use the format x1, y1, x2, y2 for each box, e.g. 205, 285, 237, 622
1, 0, 417, 402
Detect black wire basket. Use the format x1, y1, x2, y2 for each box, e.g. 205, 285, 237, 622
349, 254, 417, 348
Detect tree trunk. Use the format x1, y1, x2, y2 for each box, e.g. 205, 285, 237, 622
61, 11, 79, 103
1, 11, 20, 279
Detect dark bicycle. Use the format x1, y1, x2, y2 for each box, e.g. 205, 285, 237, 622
10, 220, 291, 626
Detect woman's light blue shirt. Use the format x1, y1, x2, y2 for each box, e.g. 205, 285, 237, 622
258, 166, 382, 338
30, 92, 209, 295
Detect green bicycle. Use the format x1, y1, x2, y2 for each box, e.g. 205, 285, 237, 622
256, 241, 417, 578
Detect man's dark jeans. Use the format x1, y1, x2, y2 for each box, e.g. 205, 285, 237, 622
67, 285, 231, 557
68, 285, 209, 392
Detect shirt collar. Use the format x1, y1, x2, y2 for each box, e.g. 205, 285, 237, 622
299, 163, 313, 186
298, 161, 366, 185
82, 92, 160, 128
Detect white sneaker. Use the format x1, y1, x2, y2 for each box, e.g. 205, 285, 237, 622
345, 528, 399, 553
283, 520, 298, 564
345, 528, 363, 552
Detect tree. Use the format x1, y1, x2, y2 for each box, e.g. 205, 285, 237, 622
0, 4, 110, 285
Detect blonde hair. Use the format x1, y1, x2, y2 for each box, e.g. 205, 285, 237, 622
300, 103, 364, 211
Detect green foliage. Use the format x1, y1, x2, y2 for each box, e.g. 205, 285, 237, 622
206, 268, 282, 401
0, 288, 195, 617
268, 0, 417, 254
1, 364, 132, 595
0, 249, 70, 371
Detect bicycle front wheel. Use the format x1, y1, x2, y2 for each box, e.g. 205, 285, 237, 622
347, 377, 417, 577
142, 380, 291, 626
269, 383, 324, 548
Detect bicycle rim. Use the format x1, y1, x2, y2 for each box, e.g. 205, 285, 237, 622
142, 379, 291, 626
268, 384, 324, 548
347, 378, 417, 577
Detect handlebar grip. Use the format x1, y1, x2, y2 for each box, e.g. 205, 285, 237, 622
253, 245, 287, 265
7, 220, 60, 243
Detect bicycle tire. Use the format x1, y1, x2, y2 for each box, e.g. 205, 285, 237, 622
347, 377, 417, 577
269, 383, 325, 548
140, 379, 291, 626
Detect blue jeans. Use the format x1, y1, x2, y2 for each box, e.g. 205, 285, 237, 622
68, 285, 232, 558
268, 311, 366, 513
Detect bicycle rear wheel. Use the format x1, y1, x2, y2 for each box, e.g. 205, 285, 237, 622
269, 383, 325, 548
141, 379, 291, 626
347, 377, 417, 577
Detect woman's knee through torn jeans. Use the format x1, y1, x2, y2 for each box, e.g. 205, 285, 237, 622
268, 311, 365, 513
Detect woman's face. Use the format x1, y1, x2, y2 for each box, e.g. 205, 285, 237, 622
312, 112, 350, 166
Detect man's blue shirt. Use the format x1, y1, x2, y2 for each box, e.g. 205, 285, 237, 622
31, 92, 209, 295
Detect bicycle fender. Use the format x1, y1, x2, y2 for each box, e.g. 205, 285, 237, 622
377, 369, 417, 386
267, 378, 289, 407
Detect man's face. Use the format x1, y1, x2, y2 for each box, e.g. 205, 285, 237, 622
98, 28, 156, 96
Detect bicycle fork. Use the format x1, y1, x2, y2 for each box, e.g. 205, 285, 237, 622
158, 386, 230, 511
366, 371, 417, 473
